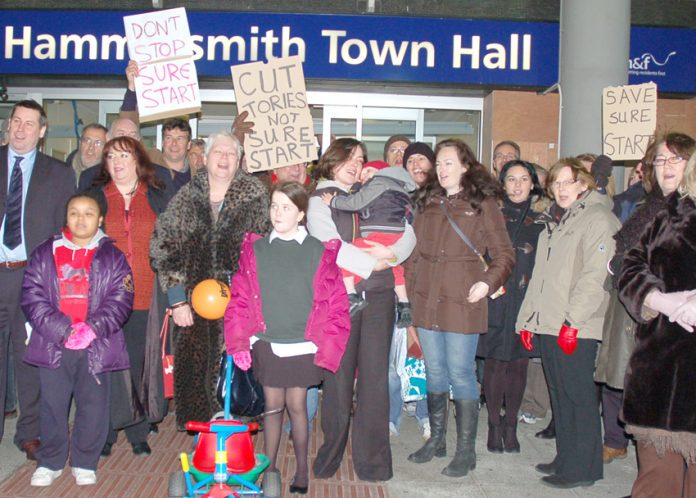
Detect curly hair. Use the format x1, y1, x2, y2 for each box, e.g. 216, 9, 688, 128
678, 151, 696, 201
413, 138, 501, 213
93, 136, 164, 190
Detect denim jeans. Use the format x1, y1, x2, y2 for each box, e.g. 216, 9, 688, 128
417, 328, 479, 400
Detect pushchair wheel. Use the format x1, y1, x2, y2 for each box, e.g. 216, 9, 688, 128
168, 471, 188, 498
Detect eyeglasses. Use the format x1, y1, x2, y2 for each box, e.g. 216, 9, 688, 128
388, 147, 406, 154
551, 179, 577, 189
494, 153, 518, 162
80, 137, 105, 148
653, 155, 686, 167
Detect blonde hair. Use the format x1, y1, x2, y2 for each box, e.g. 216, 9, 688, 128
679, 151, 696, 200
546, 157, 596, 199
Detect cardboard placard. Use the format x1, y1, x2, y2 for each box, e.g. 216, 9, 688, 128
602, 82, 657, 160
123, 7, 201, 122
232, 56, 317, 172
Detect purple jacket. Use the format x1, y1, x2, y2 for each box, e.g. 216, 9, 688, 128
224, 232, 351, 373
22, 234, 134, 375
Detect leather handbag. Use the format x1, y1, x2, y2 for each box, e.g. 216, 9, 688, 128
216, 353, 265, 418
160, 309, 175, 399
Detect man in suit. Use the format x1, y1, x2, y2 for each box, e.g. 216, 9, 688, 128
0, 100, 75, 459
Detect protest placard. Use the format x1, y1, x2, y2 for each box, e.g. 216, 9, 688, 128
602, 82, 657, 160
232, 56, 318, 172
123, 7, 201, 122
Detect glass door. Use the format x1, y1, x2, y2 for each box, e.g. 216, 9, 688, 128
322, 105, 423, 161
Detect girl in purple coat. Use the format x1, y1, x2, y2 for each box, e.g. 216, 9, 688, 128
224, 181, 350, 497
21, 193, 133, 488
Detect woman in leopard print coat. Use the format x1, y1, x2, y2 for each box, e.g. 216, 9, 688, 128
150, 132, 271, 428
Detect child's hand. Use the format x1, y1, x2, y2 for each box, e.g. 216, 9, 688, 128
320, 192, 336, 206
65, 322, 97, 350
233, 351, 252, 371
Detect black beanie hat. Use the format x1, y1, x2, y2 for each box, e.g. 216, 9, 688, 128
402, 142, 436, 169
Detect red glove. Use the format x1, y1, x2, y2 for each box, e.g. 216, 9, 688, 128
557, 322, 578, 355
520, 330, 534, 351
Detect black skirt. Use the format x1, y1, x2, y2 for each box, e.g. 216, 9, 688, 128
251, 340, 322, 388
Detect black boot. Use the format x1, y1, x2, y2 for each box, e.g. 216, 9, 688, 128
408, 392, 448, 463
486, 421, 503, 453
535, 416, 556, 439
442, 399, 478, 477
503, 420, 520, 453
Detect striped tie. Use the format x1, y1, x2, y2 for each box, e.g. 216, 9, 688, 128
3, 156, 24, 250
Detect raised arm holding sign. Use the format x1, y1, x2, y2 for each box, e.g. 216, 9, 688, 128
123, 7, 201, 122
232, 56, 318, 172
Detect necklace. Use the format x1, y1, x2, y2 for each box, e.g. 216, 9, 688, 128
118, 180, 139, 197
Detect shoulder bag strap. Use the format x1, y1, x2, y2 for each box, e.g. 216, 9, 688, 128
439, 201, 489, 271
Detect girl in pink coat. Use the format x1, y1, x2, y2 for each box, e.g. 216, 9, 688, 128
224, 181, 350, 497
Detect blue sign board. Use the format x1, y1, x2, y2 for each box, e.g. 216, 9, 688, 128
0, 10, 693, 94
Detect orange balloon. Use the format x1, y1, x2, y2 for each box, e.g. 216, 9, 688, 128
191, 279, 231, 320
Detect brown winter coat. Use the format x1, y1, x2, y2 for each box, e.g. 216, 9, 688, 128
405, 195, 515, 334
619, 194, 696, 441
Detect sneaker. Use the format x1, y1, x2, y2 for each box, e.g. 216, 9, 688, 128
420, 421, 431, 440
389, 422, 399, 436
348, 293, 368, 317
395, 302, 413, 328
72, 467, 97, 486
518, 412, 538, 424
31, 467, 62, 487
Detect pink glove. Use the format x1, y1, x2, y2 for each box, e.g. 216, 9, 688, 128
233, 351, 252, 371
65, 322, 97, 350
557, 322, 578, 355
520, 330, 534, 352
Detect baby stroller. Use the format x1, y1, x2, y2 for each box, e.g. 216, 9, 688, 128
168, 355, 270, 498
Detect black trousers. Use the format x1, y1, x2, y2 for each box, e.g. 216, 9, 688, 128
107, 310, 149, 445
313, 289, 395, 482
539, 334, 603, 483
37, 349, 110, 471
602, 385, 629, 449
0, 267, 40, 448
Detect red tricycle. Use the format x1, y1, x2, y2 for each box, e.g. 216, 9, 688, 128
168, 356, 269, 498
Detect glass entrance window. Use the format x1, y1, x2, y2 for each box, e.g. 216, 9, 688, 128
10, 89, 482, 167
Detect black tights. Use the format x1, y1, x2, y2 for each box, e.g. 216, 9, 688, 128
263, 386, 309, 487
483, 358, 529, 426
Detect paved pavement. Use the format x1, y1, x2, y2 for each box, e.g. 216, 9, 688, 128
1, 407, 636, 497
387, 410, 636, 498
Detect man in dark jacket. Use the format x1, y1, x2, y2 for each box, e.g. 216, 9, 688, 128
0, 100, 75, 459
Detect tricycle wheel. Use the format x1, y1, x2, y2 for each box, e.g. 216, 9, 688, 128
168, 471, 188, 497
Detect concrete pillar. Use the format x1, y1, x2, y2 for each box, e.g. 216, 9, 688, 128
558, 0, 631, 157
